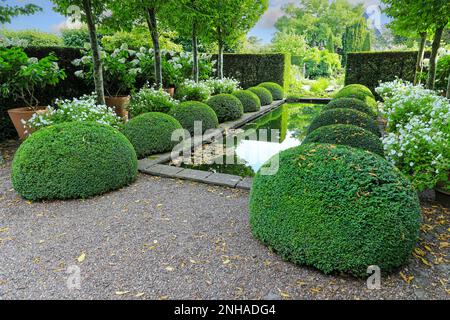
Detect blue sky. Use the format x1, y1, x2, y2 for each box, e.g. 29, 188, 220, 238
4, 0, 385, 44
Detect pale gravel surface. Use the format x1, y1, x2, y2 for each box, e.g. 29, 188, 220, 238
0, 146, 448, 300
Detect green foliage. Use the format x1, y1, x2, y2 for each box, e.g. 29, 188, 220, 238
436, 54, 450, 92
0, 47, 66, 108
61, 28, 90, 48
258, 82, 284, 100
175, 80, 211, 102
249, 143, 421, 276
308, 108, 380, 136
204, 78, 240, 95
303, 48, 341, 79
248, 87, 273, 106
121, 112, 182, 158
323, 98, 377, 118
270, 32, 308, 58
0, 0, 42, 24
334, 84, 377, 109
128, 86, 178, 118
0, 29, 63, 47
12, 122, 137, 200
168, 101, 218, 135
303, 124, 384, 156
310, 78, 330, 93
232, 90, 261, 112
342, 18, 370, 66
274, 0, 365, 49
217, 53, 290, 91
345, 51, 421, 98
206, 94, 244, 123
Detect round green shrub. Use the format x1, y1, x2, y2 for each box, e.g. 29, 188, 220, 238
232, 90, 261, 112
303, 124, 384, 156
334, 84, 377, 109
121, 112, 182, 158
323, 98, 377, 119
206, 94, 244, 123
258, 82, 284, 100
168, 101, 219, 136
248, 86, 273, 106
308, 108, 380, 136
12, 122, 137, 201
249, 143, 421, 276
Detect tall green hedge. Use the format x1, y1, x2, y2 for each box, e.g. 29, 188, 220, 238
215, 53, 291, 91
345, 51, 430, 98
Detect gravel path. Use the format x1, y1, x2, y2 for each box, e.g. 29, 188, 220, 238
0, 146, 448, 299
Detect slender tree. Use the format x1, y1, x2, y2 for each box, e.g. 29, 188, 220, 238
342, 17, 368, 66
52, 0, 106, 104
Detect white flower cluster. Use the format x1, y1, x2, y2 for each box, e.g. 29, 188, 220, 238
26, 94, 123, 131
376, 80, 450, 191
177, 79, 212, 102
203, 77, 241, 95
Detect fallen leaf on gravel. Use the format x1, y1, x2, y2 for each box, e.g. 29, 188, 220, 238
115, 291, 130, 295
279, 291, 290, 299
165, 266, 174, 272
263, 260, 271, 267
296, 280, 306, 286
414, 248, 426, 257
159, 295, 169, 300
77, 252, 86, 263
0, 227, 9, 233
439, 242, 449, 249
135, 293, 145, 298
310, 287, 321, 294
399, 272, 414, 284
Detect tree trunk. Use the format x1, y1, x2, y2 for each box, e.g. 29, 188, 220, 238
414, 32, 427, 85
82, 0, 105, 104
217, 27, 224, 79
447, 69, 450, 99
192, 20, 199, 82
146, 7, 162, 88
427, 26, 444, 90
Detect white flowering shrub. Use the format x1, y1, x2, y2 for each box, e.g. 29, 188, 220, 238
174, 79, 212, 102
204, 77, 241, 95
128, 85, 179, 117
26, 94, 123, 131
376, 80, 450, 191
73, 43, 142, 96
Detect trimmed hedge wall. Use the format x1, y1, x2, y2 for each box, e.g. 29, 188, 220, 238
345, 51, 430, 98
216, 53, 291, 91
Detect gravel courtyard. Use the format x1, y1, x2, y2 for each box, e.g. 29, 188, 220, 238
0, 143, 448, 300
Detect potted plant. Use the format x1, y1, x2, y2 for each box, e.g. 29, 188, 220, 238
1, 47, 66, 139
73, 43, 141, 119
162, 53, 183, 97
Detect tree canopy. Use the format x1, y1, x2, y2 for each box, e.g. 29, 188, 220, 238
0, 0, 42, 24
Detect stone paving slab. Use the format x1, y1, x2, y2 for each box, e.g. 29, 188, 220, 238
204, 173, 243, 188
175, 168, 213, 182
140, 164, 184, 177
236, 177, 253, 190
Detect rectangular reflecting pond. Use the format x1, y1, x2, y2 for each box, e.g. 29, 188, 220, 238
169, 103, 323, 177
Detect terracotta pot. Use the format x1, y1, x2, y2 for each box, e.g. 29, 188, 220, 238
7, 106, 47, 140
164, 87, 175, 97
435, 175, 450, 206
105, 96, 130, 120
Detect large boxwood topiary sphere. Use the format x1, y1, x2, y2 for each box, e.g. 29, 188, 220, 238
248, 86, 273, 106
232, 90, 261, 112
249, 143, 421, 277
168, 101, 219, 136
258, 82, 284, 100
12, 122, 138, 201
334, 84, 377, 109
303, 124, 384, 156
206, 94, 244, 123
121, 112, 182, 158
308, 108, 380, 136
323, 98, 377, 119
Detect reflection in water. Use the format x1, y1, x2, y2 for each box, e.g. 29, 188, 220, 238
171, 103, 322, 177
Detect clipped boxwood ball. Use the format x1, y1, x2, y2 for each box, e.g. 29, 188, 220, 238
303, 124, 384, 156
168, 101, 218, 136
258, 82, 284, 100
249, 143, 421, 276
334, 84, 377, 109
206, 94, 244, 123
12, 122, 138, 201
248, 86, 273, 106
232, 90, 261, 112
308, 108, 380, 136
323, 98, 377, 119
122, 112, 182, 158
